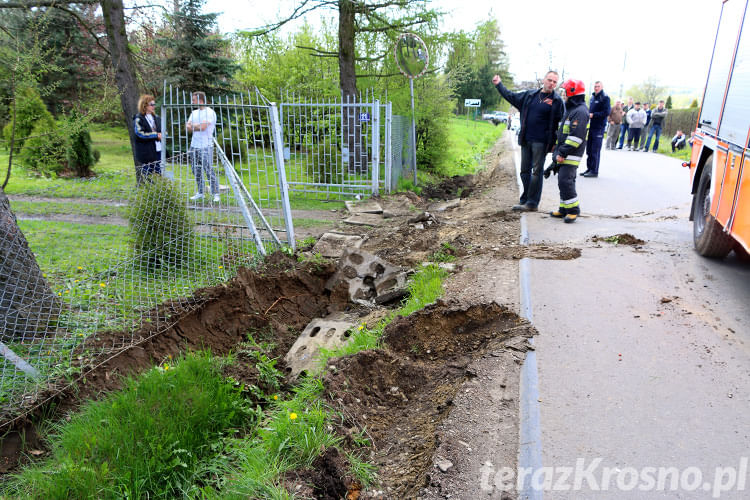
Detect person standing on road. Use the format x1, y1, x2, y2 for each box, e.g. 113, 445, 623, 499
638, 103, 652, 151
606, 100, 623, 150
492, 71, 564, 212
644, 100, 667, 152
133, 94, 162, 185
581, 81, 610, 177
186, 91, 220, 203
550, 79, 589, 223
625, 102, 647, 150
617, 97, 634, 149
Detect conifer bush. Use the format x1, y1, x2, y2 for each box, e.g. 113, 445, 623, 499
128, 176, 194, 269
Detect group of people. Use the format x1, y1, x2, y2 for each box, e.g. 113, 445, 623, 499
493, 73, 691, 223
133, 91, 221, 202
605, 98, 669, 153
492, 70, 588, 223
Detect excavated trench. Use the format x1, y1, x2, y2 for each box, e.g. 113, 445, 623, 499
0, 254, 534, 499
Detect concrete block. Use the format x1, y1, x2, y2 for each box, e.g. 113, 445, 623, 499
345, 199, 383, 214
343, 214, 383, 227
285, 318, 357, 378
312, 232, 364, 259
326, 249, 408, 305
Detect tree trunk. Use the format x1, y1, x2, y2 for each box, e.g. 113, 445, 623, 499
101, 0, 140, 167
338, 0, 368, 175
0, 189, 60, 341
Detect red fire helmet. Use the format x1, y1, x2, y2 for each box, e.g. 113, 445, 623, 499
561, 79, 586, 97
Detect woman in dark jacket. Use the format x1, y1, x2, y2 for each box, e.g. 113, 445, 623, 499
133, 94, 162, 184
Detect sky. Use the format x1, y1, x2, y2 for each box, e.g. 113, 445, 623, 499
203, 0, 721, 101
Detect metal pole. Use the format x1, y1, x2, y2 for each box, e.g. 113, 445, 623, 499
1, 341, 40, 379
410, 78, 418, 186
269, 103, 296, 250
371, 99, 380, 195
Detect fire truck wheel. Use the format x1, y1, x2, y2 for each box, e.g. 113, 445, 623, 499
693, 161, 734, 258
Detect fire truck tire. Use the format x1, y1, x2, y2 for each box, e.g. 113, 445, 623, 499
693, 162, 734, 258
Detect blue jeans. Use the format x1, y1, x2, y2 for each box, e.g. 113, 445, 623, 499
618, 123, 629, 148
519, 142, 547, 207
644, 124, 662, 151
189, 147, 219, 195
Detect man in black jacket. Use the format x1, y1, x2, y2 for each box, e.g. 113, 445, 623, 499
581, 81, 610, 177
492, 71, 564, 211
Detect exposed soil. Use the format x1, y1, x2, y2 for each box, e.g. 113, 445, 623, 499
591, 233, 646, 246
1, 135, 579, 498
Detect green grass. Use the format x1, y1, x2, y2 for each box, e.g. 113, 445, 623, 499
4, 352, 248, 499
441, 116, 506, 176
10, 200, 128, 218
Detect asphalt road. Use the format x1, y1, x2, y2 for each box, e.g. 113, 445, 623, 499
517, 144, 750, 499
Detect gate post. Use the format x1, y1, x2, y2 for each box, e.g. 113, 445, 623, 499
269, 103, 296, 250
384, 101, 392, 194
371, 99, 381, 195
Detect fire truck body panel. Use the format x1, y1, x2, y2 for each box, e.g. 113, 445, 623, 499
689, 0, 750, 256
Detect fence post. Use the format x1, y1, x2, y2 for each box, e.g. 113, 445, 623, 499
385, 101, 392, 194
269, 103, 296, 250
371, 99, 381, 195
1, 341, 40, 379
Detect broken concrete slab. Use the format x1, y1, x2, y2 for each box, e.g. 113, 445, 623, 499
427, 198, 462, 212
326, 249, 408, 305
285, 318, 357, 378
312, 232, 364, 259
345, 199, 383, 214
343, 213, 383, 227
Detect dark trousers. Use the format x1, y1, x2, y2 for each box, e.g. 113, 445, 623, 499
618, 123, 629, 148
557, 164, 580, 215
627, 128, 642, 148
135, 159, 162, 186
519, 142, 547, 207
586, 129, 604, 174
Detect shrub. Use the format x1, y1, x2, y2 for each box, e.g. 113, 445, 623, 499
2, 86, 53, 151
128, 176, 194, 269
18, 118, 67, 174
66, 117, 98, 177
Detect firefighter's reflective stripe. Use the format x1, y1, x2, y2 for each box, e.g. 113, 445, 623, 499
560, 155, 582, 166
565, 136, 583, 147
563, 121, 571, 134
561, 197, 580, 209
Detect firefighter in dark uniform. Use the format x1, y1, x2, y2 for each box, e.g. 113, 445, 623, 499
551, 79, 589, 223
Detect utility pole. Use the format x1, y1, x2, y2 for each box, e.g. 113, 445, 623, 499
619, 52, 627, 99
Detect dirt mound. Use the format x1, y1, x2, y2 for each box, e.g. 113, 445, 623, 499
1, 253, 349, 473
421, 175, 475, 200
592, 233, 646, 246
324, 301, 534, 498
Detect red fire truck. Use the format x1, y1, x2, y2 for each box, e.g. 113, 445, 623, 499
687, 0, 750, 258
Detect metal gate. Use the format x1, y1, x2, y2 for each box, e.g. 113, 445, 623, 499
161, 86, 295, 253
280, 90, 392, 199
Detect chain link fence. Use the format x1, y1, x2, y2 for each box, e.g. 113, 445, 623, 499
0, 88, 295, 425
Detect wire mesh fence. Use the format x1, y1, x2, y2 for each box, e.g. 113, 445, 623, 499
1, 89, 295, 424
280, 90, 392, 199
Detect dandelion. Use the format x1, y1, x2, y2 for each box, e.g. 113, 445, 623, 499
289, 412, 298, 421
358, 324, 365, 331
218, 265, 224, 269
77, 334, 84, 337
77, 266, 83, 270
99, 283, 106, 288
163, 364, 170, 371
75, 279, 80, 283
273, 395, 278, 400
57, 292, 62, 296
65, 290, 69, 294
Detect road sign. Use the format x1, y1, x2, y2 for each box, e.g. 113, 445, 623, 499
359, 112, 370, 122
464, 98, 481, 107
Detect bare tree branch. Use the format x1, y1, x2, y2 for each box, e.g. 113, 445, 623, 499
0, 0, 98, 7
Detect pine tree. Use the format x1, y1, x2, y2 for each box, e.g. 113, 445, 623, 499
665, 95, 673, 109
158, 0, 237, 94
